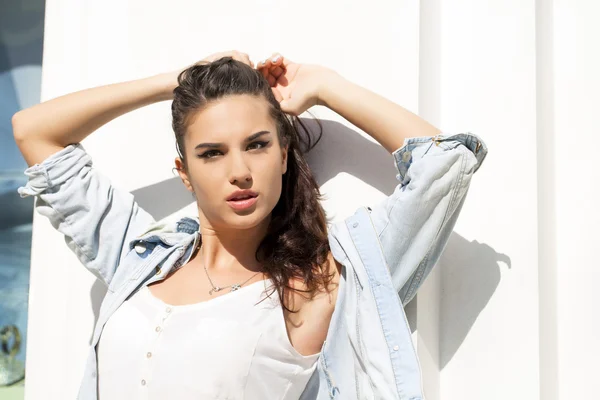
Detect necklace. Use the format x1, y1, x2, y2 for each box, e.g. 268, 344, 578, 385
199, 244, 262, 295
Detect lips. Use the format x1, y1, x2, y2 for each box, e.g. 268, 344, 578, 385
230, 194, 255, 201
226, 194, 259, 211
226, 190, 258, 201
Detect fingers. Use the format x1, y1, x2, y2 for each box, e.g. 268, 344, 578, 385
202, 50, 300, 70
257, 53, 290, 85
239, 52, 254, 68
270, 65, 285, 79
269, 52, 291, 67
230, 51, 253, 68
203, 51, 289, 82
204, 50, 254, 67
259, 60, 271, 79
258, 53, 289, 71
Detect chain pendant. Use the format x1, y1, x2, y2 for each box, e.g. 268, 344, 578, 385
209, 287, 221, 295
231, 284, 241, 292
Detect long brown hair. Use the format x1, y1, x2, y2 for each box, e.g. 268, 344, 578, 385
171, 57, 334, 312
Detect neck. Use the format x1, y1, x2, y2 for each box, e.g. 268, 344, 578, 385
197, 218, 270, 275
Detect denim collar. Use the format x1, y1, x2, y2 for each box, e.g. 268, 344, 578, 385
128, 216, 199, 250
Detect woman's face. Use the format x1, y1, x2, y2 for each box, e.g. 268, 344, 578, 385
176, 94, 288, 231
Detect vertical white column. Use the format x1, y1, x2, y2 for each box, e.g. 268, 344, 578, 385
438, 0, 540, 399
553, 1, 600, 398
414, 0, 443, 399
25, 1, 94, 399
536, 0, 559, 398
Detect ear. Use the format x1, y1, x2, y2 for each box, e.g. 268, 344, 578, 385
281, 145, 289, 175
175, 157, 194, 192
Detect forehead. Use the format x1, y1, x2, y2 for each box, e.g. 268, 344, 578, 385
186, 94, 274, 141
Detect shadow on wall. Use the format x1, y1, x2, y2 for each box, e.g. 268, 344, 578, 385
86, 118, 510, 371
437, 233, 511, 368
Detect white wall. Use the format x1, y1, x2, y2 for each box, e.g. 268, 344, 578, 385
551, 1, 600, 398
25, 0, 599, 399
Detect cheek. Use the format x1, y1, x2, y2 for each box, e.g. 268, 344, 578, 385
262, 167, 284, 203
192, 175, 222, 203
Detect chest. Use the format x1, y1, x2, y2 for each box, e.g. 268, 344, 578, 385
97, 282, 319, 399
139, 260, 338, 357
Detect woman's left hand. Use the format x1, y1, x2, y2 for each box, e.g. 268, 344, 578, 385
256, 53, 338, 115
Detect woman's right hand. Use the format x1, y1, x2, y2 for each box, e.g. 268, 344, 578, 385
169, 50, 255, 80
162, 50, 255, 97
198, 50, 255, 67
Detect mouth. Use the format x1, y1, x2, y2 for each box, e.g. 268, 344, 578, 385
226, 194, 258, 211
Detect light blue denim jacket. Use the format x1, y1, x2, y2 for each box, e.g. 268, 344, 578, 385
18, 132, 487, 400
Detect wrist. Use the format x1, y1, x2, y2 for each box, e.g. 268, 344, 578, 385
317, 72, 349, 109
150, 70, 181, 102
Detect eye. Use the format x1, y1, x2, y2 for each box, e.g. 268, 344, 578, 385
248, 141, 269, 150
198, 150, 222, 159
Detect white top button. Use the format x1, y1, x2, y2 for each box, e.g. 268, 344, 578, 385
166, 307, 172, 313
155, 326, 161, 332
141, 379, 146, 385
135, 243, 147, 254
393, 345, 399, 351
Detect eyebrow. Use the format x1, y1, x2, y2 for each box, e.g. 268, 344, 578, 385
194, 131, 271, 150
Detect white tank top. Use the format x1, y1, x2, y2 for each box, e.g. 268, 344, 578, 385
97, 279, 320, 399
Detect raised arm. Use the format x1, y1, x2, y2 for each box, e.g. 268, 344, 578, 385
256, 53, 440, 151
12, 72, 176, 167
12, 50, 255, 165
316, 75, 487, 305
258, 54, 487, 304
12, 50, 255, 287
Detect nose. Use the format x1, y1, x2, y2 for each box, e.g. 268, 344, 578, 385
228, 151, 252, 184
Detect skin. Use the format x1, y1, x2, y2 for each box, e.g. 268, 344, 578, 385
176, 95, 288, 234
161, 93, 340, 356
13, 49, 441, 357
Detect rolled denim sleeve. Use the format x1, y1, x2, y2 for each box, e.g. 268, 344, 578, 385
368, 132, 488, 306
17, 143, 155, 287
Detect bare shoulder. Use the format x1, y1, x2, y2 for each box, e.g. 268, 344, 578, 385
282, 251, 342, 356
285, 251, 342, 311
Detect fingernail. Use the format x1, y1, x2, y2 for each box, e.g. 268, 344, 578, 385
272, 56, 280, 63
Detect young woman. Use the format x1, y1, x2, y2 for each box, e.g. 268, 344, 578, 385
13, 50, 487, 399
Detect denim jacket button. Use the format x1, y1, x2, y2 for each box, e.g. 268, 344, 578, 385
135, 243, 147, 254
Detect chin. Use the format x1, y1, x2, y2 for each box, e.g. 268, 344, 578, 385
223, 209, 270, 230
